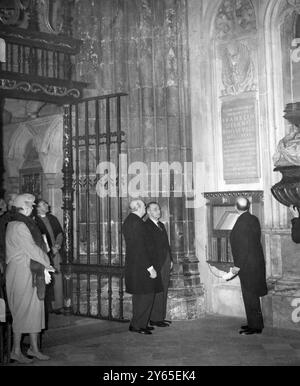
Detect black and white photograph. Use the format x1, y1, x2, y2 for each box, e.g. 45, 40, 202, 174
0, 0, 300, 373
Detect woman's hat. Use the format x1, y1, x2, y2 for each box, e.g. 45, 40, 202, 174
13, 194, 36, 208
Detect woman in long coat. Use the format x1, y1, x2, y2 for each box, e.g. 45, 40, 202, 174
5, 194, 53, 363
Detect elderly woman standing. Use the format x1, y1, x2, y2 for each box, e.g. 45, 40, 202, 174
5, 194, 53, 363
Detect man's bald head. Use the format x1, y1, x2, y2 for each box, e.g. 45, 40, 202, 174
236, 197, 250, 212
129, 199, 146, 217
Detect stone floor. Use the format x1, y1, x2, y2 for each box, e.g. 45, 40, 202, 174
5, 314, 300, 366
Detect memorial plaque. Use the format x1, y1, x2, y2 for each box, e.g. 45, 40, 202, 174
221, 98, 260, 184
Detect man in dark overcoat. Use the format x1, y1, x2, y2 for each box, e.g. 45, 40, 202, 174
34, 199, 65, 317
122, 199, 162, 335
230, 197, 268, 335
144, 202, 173, 327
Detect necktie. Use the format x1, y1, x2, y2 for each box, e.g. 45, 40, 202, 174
157, 222, 164, 231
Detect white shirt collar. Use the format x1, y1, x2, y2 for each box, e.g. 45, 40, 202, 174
150, 217, 159, 226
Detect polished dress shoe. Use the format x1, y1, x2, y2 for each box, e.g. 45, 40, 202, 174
240, 325, 249, 330
129, 325, 152, 334
146, 326, 155, 331
239, 328, 262, 335
149, 320, 169, 327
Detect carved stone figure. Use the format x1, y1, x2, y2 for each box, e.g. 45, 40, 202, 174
273, 126, 300, 167
0, 0, 64, 33
220, 41, 255, 96
215, 0, 256, 40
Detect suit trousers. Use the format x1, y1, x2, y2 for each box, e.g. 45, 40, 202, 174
131, 292, 155, 329
150, 254, 171, 322
241, 283, 264, 330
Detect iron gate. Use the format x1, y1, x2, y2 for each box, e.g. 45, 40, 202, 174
61, 93, 129, 322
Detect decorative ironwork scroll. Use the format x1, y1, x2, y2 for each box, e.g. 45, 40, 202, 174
62, 104, 74, 314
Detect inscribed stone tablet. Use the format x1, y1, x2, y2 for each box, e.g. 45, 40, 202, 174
221, 98, 260, 183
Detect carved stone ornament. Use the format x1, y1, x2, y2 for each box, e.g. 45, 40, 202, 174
272, 103, 300, 208
38, 0, 64, 34
215, 0, 256, 40
273, 127, 300, 167
273, 103, 300, 167
220, 41, 256, 96
287, 0, 300, 14
5, 114, 63, 177
0, 0, 64, 33
0, 0, 30, 26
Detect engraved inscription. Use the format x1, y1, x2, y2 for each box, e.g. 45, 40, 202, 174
222, 98, 260, 183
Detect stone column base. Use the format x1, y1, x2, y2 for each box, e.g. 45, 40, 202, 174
262, 279, 300, 331
166, 285, 206, 320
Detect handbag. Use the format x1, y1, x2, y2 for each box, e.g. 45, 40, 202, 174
30, 260, 46, 300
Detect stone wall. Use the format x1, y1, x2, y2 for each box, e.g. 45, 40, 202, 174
189, 0, 300, 330
73, 0, 204, 320
72, 0, 300, 328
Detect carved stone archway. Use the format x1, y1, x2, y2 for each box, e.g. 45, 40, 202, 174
5, 114, 63, 177
3, 113, 63, 217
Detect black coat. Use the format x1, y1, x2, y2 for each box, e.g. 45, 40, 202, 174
35, 214, 63, 249
291, 217, 300, 243
0, 212, 10, 267
144, 218, 172, 271
229, 211, 268, 297
122, 213, 163, 295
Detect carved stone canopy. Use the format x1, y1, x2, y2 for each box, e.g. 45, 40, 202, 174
287, 0, 300, 14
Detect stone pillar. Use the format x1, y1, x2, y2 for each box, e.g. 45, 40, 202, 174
0, 99, 5, 198
43, 172, 63, 223
163, 0, 204, 319
74, 0, 204, 320
7, 177, 19, 195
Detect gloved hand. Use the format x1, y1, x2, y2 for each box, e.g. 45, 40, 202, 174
44, 269, 52, 285
147, 266, 157, 279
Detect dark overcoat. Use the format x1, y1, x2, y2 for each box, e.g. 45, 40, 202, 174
291, 217, 300, 243
229, 211, 268, 297
35, 214, 64, 249
122, 213, 162, 294
144, 218, 172, 271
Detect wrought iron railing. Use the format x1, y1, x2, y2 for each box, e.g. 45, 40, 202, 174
61, 93, 130, 321
0, 25, 77, 80
0, 0, 87, 104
